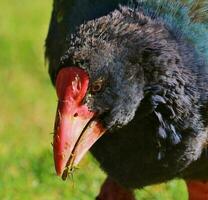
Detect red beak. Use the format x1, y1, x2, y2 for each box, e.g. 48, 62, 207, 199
53, 67, 106, 179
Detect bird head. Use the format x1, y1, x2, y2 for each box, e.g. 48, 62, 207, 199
52, 7, 176, 179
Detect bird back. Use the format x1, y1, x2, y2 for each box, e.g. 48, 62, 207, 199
135, 0, 208, 65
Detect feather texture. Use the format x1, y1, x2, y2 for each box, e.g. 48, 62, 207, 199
46, 0, 208, 82
46, 0, 208, 190
133, 0, 208, 65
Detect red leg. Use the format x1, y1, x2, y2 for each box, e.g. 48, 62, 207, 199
96, 177, 136, 200
186, 180, 208, 200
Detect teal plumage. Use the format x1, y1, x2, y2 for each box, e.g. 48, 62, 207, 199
133, 0, 208, 65
46, 0, 208, 198
46, 0, 208, 81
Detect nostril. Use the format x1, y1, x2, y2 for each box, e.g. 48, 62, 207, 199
74, 113, 78, 117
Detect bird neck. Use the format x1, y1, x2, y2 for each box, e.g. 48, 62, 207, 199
134, 0, 208, 66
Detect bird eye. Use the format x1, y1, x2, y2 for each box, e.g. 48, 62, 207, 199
91, 79, 103, 94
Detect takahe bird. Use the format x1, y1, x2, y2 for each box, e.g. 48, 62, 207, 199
45, 0, 208, 199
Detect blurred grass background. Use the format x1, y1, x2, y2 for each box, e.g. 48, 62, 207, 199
0, 0, 188, 199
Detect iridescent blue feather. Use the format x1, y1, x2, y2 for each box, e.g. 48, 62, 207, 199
134, 0, 208, 64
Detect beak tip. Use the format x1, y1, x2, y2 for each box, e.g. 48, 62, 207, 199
55, 164, 64, 177
54, 164, 61, 177
54, 154, 65, 177
54, 161, 70, 181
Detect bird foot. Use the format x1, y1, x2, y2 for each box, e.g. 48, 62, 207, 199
96, 177, 136, 200
187, 180, 208, 200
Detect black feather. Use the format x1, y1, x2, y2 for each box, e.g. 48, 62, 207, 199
46, 0, 208, 191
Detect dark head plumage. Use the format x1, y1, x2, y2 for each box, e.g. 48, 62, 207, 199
46, 0, 208, 194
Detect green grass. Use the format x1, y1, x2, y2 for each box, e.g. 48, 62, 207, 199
0, 0, 188, 199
